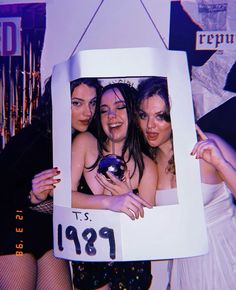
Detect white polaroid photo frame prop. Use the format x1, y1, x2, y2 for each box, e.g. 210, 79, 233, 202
52, 47, 208, 261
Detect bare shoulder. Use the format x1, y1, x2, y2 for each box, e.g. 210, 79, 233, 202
139, 153, 157, 204
72, 132, 98, 158
142, 153, 157, 171
73, 132, 97, 146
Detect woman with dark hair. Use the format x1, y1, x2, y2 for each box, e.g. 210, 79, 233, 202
94, 83, 145, 180
30, 77, 101, 202
137, 76, 236, 290
0, 76, 102, 290
71, 82, 157, 289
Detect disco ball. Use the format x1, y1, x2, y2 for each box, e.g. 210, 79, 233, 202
97, 154, 126, 180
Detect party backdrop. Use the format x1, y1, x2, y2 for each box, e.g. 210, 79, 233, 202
0, 3, 46, 151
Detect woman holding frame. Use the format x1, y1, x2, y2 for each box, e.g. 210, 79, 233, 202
0, 77, 101, 290
136, 76, 236, 290
71, 82, 157, 290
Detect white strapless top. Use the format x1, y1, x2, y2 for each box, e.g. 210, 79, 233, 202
156, 182, 235, 226
156, 182, 229, 206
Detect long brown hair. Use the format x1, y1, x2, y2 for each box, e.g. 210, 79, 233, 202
137, 76, 175, 175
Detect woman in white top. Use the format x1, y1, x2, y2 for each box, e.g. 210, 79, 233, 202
136, 76, 236, 290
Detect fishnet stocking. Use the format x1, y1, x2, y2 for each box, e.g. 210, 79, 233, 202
0, 250, 72, 290
0, 253, 37, 290
37, 250, 72, 290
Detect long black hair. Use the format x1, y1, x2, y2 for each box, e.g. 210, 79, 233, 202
70, 77, 102, 137
31, 76, 53, 135
32, 77, 102, 136
70, 77, 102, 96
91, 82, 145, 181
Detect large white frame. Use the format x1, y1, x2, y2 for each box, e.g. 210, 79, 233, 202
52, 47, 208, 261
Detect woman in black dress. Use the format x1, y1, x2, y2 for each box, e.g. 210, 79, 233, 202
0, 77, 101, 290
71, 83, 157, 290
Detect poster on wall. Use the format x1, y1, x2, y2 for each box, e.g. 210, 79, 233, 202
169, 0, 236, 150
52, 47, 208, 262
0, 3, 46, 151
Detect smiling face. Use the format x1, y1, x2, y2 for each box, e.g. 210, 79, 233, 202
100, 88, 128, 144
71, 83, 97, 132
138, 95, 172, 150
